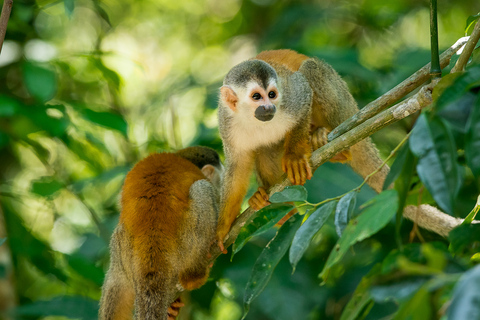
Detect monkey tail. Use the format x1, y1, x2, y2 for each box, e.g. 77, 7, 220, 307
348, 138, 390, 193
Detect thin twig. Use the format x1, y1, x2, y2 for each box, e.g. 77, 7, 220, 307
328, 37, 468, 141
451, 19, 480, 73
0, 0, 13, 54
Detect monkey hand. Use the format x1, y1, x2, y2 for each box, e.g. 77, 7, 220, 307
282, 152, 312, 185
168, 297, 185, 320
311, 127, 351, 163
248, 187, 270, 211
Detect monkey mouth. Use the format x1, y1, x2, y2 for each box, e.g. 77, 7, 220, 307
254, 105, 276, 122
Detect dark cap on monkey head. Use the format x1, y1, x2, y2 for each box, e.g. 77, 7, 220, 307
175, 146, 221, 169
223, 60, 277, 90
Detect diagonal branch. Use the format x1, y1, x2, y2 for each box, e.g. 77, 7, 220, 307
451, 19, 480, 73
0, 0, 13, 54
328, 37, 469, 141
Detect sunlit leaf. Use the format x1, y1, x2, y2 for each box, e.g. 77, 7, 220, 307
82, 108, 128, 137
447, 264, 480, 320
13, 296, 99, 319
269, 185, 307, 203
232, 203, 294, 256
243, 214, 302, 319
31, 177, 64, 198
2, 204, 68, 282
320, 190, 398, 280
335, 191, 357, 236
466, 13, 480, 34
89, 57, 121, 90
465, 97, 480, 178
22, 62, 57, 103
409, 114, 460, 214
289, 201, 337, 272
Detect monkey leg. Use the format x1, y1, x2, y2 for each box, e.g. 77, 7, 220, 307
179, 263, 211, 291
98, 270, 134, 320
134, 272, 174, 320
310, 127, 351, 163
248, 187, 270, 211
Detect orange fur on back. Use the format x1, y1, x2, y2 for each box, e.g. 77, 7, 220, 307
255, 49, 309, 72
120, 153, 205, 266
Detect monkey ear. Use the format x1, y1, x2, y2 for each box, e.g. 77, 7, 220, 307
220, 86, 238, 111
201, 164, 216, 181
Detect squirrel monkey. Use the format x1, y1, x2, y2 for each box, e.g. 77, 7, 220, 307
216, 49, 389, 249
99, 146, 223, 320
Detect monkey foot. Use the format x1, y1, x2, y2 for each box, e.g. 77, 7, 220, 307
248, 187, 270, 211
168, 297, 185, 320
282, 154, 312, 185
311, 127, 351, 163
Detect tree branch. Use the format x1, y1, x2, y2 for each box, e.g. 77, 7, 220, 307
0, 0, 13, 54
451, 19, 480, 73
328, 37, 469, 141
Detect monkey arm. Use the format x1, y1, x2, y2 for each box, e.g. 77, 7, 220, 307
281, 72, 313, 185
216, 152, 255, 249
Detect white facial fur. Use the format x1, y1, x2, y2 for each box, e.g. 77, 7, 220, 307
222, 79, 296, 151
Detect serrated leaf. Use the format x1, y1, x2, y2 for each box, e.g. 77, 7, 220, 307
22, 62, 57, 102
82, 108, 128, 137
409, 114, 460, 214
289, 201, 337, 272
447, 264, 480, 320
320, 190, 398, 280
335, 191, 357, 237
232, 203, 294, 256
242, 214, 302, 319
269, 185, 307, 203
466, 96, 480, 178
13, 296, 99, 319
31, 178, 64, 198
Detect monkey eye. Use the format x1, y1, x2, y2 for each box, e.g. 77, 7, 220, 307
268, 91, 276, 99
252, 93, 261, 100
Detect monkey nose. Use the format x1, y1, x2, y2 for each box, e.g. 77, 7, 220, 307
254, 104, 276, 122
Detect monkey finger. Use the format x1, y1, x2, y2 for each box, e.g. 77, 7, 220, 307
286, 160, 295, 184
292, 160, 301, 185
255, 191, 270, 208
258, 187, 269, 201
305, 160, 313, 180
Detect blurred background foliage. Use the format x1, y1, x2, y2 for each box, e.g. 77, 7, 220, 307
0, 0, 479, 319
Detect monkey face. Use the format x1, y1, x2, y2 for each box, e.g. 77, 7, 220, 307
247, 82, 279, 122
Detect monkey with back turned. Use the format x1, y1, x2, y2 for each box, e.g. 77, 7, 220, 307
99, 146, 223, 320
216, 49, 389, 250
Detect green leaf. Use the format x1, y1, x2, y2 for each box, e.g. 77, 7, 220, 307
335, 191, 357, 236
0, 131, 9, 148
383, 142, 409, 190
13, 296, 99, 319
447, 264, 480, 320
371, 278, 426, 303
289, 201, 337, 272
82, 108, 128, 137
448, 224, 480, 254
64, 0, 74, 16
67, 254, 104, 286
243, 214, 302, 319
393, 285, 431, 320
339, 264, 380, 320
0, 95, 21, 117
31, 177, 64, 198
22, 62, 57, 102
436, 65, 480, 113
320, 190, 398, 280
89, 57, 121, 90
466, 13, 480, 34
466, 96, 480, 178
269, 185, 307, 203
409, 114, 460, 214
232, 203, 294, 256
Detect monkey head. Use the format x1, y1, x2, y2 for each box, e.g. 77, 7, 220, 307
220, 60, 281, 122
175, 146, 223, 190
